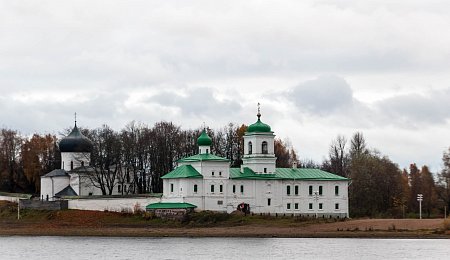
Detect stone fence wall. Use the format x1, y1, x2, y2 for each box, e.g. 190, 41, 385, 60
20, 200, 68, 210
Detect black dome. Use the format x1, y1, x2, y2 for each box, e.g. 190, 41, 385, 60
59, 124, 93, 153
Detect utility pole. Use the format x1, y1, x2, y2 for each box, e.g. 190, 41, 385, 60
17, 199, 20, 220
417, 194, 423, 219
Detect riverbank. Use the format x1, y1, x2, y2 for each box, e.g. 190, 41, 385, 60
1, 201, 449, 238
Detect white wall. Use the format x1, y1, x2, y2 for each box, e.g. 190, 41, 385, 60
68, 197, 161, 212
176, 178, 349, 216
40, 176, 70, 201
0, 195, 19, 203
61, 152, 90, 171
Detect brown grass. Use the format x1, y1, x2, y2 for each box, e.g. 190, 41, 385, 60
1, 200, 449, 238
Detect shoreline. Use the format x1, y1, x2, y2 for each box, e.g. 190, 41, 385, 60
1, 201, 449, 239
1, 223, 449, 239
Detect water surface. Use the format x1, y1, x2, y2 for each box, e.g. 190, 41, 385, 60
1, 236, 449, 260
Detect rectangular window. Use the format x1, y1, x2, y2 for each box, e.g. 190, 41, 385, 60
335, 203, 339, 210
335, 186, 339, 196
264, 168, 267, 173
217, 200, 223, 205
219, 185, 223, 193
309, 203, 313, 210
309, 185, 313, 195
219, 171, 222, 176
267, 198, 271, 206
295, 185, 299, 195
319, 185, 323, 195
170, 184, 173, 193
240, 185, 244, 193
212, 171, 215, 176
319, 203, 323, 210
118, 185, 122, 193
286, 185, 291, 195
295, 203, 299, 210
194, 184, 198, 193
210, 185, 215, 193
287, 203, 291, 210
233, 185, 236, 193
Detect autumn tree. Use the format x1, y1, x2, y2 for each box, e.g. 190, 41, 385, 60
0, 129, 24, 192
274, 138, 297, 168
436, 147, 450, 213
21, 134, 59, 193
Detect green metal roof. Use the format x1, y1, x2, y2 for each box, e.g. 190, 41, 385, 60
161, 165, 203, 179
177, 153, 230, 163
247, 114, 272, 133
197, 129, 212, 146
230, 167, 349, 181
146, 202, 197, 209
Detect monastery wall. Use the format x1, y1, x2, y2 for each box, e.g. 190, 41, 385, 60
0, 195, 20, 203
67, 197, 161, 212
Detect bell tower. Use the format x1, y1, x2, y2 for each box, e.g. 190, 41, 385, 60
242, 104, 276, 174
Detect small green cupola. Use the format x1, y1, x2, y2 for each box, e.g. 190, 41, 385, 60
197, 128, 212, 154
197, 129, 212, 146
247, 104, 271, 133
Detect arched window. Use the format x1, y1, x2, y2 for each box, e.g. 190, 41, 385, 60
248, 141, 252, 154
262, 141, 268, 154
81, 161, 84, 167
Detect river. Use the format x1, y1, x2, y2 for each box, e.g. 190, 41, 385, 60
0, 236, 448, 259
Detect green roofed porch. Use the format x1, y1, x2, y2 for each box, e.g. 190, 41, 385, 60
146, 202, 197, 210
146, 202, 197, 220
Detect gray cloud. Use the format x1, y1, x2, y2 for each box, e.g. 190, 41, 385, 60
375, 89, 450, 127
147, 87, 242, 118
287, 75, 355, 115
285, 75, 450, 129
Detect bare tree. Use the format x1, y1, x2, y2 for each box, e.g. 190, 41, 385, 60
87, 125, 122, 195
323, 135, 349, 177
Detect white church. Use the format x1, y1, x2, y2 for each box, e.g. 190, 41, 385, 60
40, 121, 133, 200
40, 110, 349, 217
152, 110, 350, 218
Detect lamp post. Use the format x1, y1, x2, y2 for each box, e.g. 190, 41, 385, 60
417, 194, 423, 219
313, 191, 319, 219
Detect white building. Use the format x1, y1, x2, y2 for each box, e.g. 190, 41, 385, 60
40, 121, 133, 200
156, 111, 350, 217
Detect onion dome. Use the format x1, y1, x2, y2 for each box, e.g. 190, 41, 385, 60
197, 129, 212, 146
59, 123, 93, 153
247, 105, 271, 133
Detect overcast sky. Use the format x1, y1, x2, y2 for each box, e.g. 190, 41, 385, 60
1, 1, 450, 172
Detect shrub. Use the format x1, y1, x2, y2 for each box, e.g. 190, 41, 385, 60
444, 219, 450, 230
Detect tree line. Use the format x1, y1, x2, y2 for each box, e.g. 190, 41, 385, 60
0, 122, 297, 195
1, 123, 449, 218
321, 132, 450, 218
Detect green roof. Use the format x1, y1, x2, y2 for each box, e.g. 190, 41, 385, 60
161, 165, 203, 179
247, 117, 272, 133
146, 202, 197, 209
177, 153, 230, 163
230, 167, 349, 181
197, 129, 212, 146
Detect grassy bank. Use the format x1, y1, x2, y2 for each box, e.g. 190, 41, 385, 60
1, 201, 449, 238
